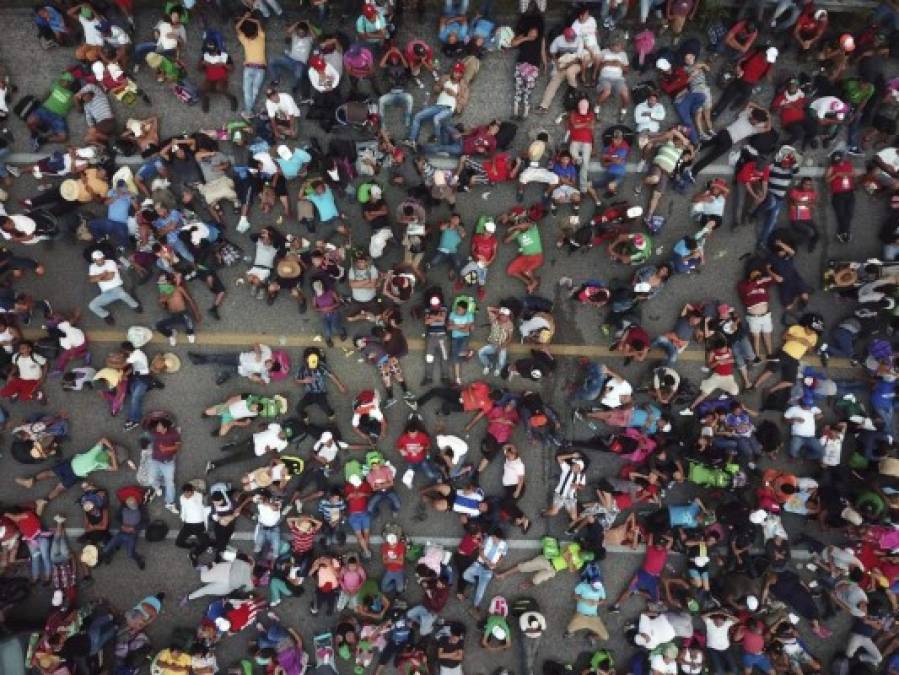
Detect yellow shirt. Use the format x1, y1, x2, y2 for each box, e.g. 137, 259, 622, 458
782, 325, 817, 360
238, 30, 267, 65
152, 648, 192, 674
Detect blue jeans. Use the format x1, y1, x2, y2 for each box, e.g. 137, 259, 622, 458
0, 147, 10, 179
409, 459, 441, 484
651, 336, 681, 366
268, 56, 308, 96
165, 231, 195, 263
88, 286, 139, 319
88, 218, 130, 248
127, 376, 150, 424
847, 114, 863, 150
755, 193, 784, 249
444, 0, 469, 14
424, 140, 464, 156
368, 490, 401, 516
243, 67, 266, 114
134, 43, 175, 63
382, 569, 406, 594
103, 530, 139, 561
254, 524, 281, 557
320, 311, 344, 340
27, 535, 51, 580
379, 90, 414, 128
409, 105, 453, 144
462, 561, 493, 607
873, 2, 899, 31
478, 344, 508, 372
788, 435, 824, 460
674, 92, 706, 145
428, 249, 464, 274
87, 614, 117, 654
149, 458, 176, 506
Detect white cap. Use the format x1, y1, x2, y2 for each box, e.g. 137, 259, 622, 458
746, 595, 759, 611
276, 145, 292, 161
370, 185, 383, 200
749, 509, 767, 524
385, 533, 398, 544
214, 617, 232, 632
52, 590, 64, 607
634, 282, 652, 294
788, 613, 800, 625
655, 58, 671, 71
348, 474, 362, 487
91, 249, 105, 261
499, 307, 512, 316
766, 47, 779, 63
483, 220, 496, 233
814, 9, 827, 19
320, 431, 334, 443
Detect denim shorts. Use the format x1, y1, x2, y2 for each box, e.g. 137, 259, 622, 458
349, 511, 371, 532
34, 107, 68, 135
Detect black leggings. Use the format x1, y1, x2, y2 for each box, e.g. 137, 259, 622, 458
691, 130, 734, 176
417, 386, 464, 415
712, 79, 752, 117
832, 191, 855, 237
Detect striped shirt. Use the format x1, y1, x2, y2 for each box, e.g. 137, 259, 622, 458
767, 163, 798, 199
479, 535, 509, 565
318, 497, 346, 523
77, 85, 114, 125
289, 524, 316, 553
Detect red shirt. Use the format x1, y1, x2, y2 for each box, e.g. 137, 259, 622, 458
486, 405, 518, 443
623, 325, 650, 350
568, 111, 596, 144
829, 160, 856, 194
772, 91, 806, 126
343, 481, 372, 514
736, 161, 769, 186
457, 532, 481, 556
382, 541, 406, 572
788, 187, 817, 221
462, 381, 492, 412
741, 626, 765, 654
462, 127, 497, 155
642, 544, 668, 576
737, 277, 773, 308
739, 51, 770, 84
289, 526, 316, 554
396, 431, 431, 464
470, 233, 497, 263
710, 347, 735, 376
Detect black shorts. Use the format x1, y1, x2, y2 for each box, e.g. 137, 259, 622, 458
52, 458, 79, 488
779, 353, 800, 382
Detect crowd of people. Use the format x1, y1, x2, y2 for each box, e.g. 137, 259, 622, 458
0, 0, 899, 674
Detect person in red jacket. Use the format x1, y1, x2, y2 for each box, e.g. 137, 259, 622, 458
771, 78, 817, 150
792, 6, 828, 56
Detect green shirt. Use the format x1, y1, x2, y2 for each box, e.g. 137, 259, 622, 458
42, 77, 75, 117
71, 443, 111, 477
516, 225, 543, 256
483, 615, 510, 641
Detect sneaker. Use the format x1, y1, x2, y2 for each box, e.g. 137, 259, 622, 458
187, 334, 196, 344
123, 421, 140, 432
6, 165, 19, 178
167, 331, 177, 347
135, 557, 146, 570
847, 146, 864, 156
133, 303, 143, 314
153, 487, 163, 498
165, 503, 180, 515
608, 604, 621, 614
493, 369, 502, 377
483, 366, 491, 375
679, 408, 694, 416
204, 460, 214, 474
208, 306, 220, 320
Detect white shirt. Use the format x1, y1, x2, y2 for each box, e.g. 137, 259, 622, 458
634, 100, 666, 133
571, 17, 599, 50
436, 434, 468, 463
809, 95, 846, 120
57, 321, 86, 350
227, 398, 256, 420
702, 617, 735, 651
89, 259, 123, 292
601, 378, 632, 408
180, 492, 208, 525
313, 437, 348, 463
253, 423, 288, 456
309, 63, 341, 93
638, 613, 676, 650
502, 457, 526, 487
649, 655, 677, 675
784, 405, 821, 437
253, 152, 279, 177
877, 147, 899, 173
598, 49, 628, 79
104, 25, 131, 47
435, 80, 460, 110
13, 352, 46, 380
287, 35, 313, 62
127, 348, 149, 376
155, 20, 186, 51
256, 501, 282, 527
238, 345, 273, 382
79, 16, 104, 46
265, 93, 301, 121
1, 215, 36, 241
821, 429, 844, 467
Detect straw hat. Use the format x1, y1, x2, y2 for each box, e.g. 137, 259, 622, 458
833, 267, 859, 287
277, 257, 302, 279
127, 326, 153, 348
160, 352, 181, 373
80, 544, 99, 567
60, 179, 81, 202
273, 395, 288, 415
145, 52, 164, 69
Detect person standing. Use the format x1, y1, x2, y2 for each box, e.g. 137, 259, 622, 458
87, 249, 142, 325
235, 13, 267, 115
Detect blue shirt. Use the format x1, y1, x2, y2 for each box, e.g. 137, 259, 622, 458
106, 190, 131, 223
574, 581, 605, 616
668, 503, 701, 528
439, 20, 469, 43
276, 148, 311, 180
154, 210, 184, 242
306, 189, 338, 222
448, 311, 474, 338
438, 226, 463, 253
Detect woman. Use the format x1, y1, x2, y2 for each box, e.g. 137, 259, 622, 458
309, 554, 341, 616
683, 51, 713, 139
311, 278, 346, 348
510, 5, 545, 119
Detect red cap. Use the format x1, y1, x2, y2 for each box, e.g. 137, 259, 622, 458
362, 3, 378, 19
309, 55, 326, 71
452, 61, 465, 75
563, 27, 576, 41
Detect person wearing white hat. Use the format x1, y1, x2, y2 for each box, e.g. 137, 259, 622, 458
86, 248, 142, 325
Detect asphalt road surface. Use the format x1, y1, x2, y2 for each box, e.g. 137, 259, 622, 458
0, 2, 888, 673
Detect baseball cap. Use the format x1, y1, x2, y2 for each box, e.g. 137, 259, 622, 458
765, 47, 779, 63
563, 27, 576, 41
91, 250, 105, 261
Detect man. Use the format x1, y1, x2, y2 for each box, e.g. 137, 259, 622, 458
74, 84, 116, 146
784, 394, 824, 460
269, 20, 314, 98
15, 437, 121, 505
155, 272, 200, 347
479, 307, 514, 377
754, 146, 799, 249
407, 63, 469, 149
356, 3, 388, 46
686, 335, 740, 413
235, 13, 267, 115
27, 73, 77, 150
295, 348, 347, 423
265, 88, 301, 141
0, 340, 47, 402
122, 340, 153, 433
88, 179, 134, 249
101, 492, 147, 570
565, 575, 609, 645
422, 292, 450, 386
461, 528, 509, 611
536, 27, 582, 113
145, 413, 181, 512
198, 39, 238, 114
424, 120, 500, 158
595, 35, 631, 121
188, 343, 280, 386
504, 216, 543, 294
176, 483, 210, 565
541, 453, 586, 524
86, 249, 142, 325
205, 421, 292, 475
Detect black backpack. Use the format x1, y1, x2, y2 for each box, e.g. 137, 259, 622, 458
13, 95, 38, 121
495, 121, 518, 151
145, 519, 169, 542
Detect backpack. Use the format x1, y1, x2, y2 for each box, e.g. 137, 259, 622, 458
171, 83, 199, 106
13, 95, 39, 121
145, 519, 169, 542
495, 121, 518, 151
510, 596, 539, 617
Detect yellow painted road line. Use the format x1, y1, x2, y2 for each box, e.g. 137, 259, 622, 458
23, 328, 857, 370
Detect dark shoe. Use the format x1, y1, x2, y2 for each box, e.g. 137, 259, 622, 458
208, 306, 221, 321
135, 556, 146, 570
103, 315, 115, 325
133, 302, 144, 314
214, 372, 231, 386
325, 337, 334, 348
